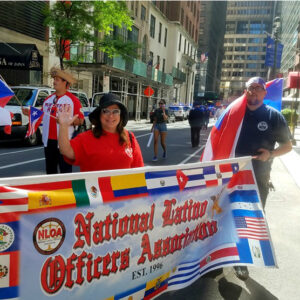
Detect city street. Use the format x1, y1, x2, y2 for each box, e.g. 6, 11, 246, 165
0, 119, 210, 178
1, 121, 300, 299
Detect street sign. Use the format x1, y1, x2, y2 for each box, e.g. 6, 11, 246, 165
265, 36, 283, 68
144, 86, 154, 97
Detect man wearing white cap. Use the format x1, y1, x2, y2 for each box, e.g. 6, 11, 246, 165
233, 76, 292, 280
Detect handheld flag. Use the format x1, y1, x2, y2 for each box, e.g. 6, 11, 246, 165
25, 107, 44, 137
202, 78, 284, 162
201, 94, 247, 161
0, 78, 14, 107
264, 78, 283, 111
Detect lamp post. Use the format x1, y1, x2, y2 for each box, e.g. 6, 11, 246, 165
267, 16, 281, 81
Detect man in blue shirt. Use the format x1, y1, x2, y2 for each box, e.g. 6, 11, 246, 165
234, 77, 292, 280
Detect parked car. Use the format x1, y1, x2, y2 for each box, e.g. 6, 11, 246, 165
0, 85, 54, 146
169, 105, 189, 120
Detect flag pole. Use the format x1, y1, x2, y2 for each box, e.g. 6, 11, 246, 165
0, 74, 23, 107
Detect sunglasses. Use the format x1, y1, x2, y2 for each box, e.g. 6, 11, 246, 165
102, 108, 121, 115
247, 86, 265, 92
159, 102, 164, 105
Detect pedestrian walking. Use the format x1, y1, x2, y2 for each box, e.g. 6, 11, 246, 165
22, 67, 84, 174
58, 93, 144, 172
202, 76, 292, 281
151, 99, 168, 161
188, 101, 204, 147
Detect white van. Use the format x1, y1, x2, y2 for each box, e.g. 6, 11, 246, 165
168, 105, 189, 121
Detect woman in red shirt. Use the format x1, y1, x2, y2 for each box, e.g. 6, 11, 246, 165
57, 93, 144, 172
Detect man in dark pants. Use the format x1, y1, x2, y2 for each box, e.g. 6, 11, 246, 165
23, 67, 84, 174
233, 77, 292, 280
188, 102, 204, 147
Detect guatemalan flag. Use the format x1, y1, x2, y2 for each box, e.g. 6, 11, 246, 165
201, 78, 284, 161
0, 78, 14, 108
25, 107, 44, 138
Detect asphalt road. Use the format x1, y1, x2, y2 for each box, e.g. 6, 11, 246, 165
0, 120, 209, 178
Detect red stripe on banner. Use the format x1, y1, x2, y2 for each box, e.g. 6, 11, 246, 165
227, 170, 255, 188
219, 164, 233, 173
10, 181, 72, 191
0, 198, 28, 205
0, 212, 20, 223
98, 177, 115, 202
9, 251, 19, 286
200, 246, 239, 268
206, 179, 218, 187
110, 193, 149, 203
144, 284, 168, 300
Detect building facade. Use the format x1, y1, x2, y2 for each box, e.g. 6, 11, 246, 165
0, 1, 49, 85
194, 1, 227, 101
220, 1, 274, 101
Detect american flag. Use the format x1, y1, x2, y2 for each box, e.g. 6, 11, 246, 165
234, 216, 269, 240
25, 107, 44, 138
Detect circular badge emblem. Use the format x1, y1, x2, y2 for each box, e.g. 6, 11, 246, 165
257, 121, 268, 131
0, 224, 14, 252
33, 218, 66, 255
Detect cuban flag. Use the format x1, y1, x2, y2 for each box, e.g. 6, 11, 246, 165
25, 107, 44, 138
264, 78, 283, 111
0, 78, 14, 107
201, 79, 284, 161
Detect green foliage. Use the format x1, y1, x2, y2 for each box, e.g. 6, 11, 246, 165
44, 0, 137, 69
281, 108, 299, 126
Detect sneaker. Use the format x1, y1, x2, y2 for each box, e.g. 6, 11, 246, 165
233, 266, 249, 281
152, 156, 158, 162
162, 152, 167, 159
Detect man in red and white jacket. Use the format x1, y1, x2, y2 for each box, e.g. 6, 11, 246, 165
24, 67, 84, 174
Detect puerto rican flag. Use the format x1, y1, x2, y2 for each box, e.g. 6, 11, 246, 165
201, 79, 284, 162
0, 78, 14, 108
25, 107, 44, 138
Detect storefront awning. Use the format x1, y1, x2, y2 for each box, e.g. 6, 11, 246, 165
0, 43, 42, 70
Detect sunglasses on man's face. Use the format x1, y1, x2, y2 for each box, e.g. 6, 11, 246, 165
247, 86, 265, 92
159, 103, 164, 105
101, 108, 121, 115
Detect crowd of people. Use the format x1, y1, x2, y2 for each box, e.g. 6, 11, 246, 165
21, 70, 292, 283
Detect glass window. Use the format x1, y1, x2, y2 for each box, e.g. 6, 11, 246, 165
237, 21, 248, 34
150, 15, 156, 38
164, 28, 167, 47
128, 26, 139, 43
158, 22, 162, 43
141, 5, 146, 21
35, 91, 49, 106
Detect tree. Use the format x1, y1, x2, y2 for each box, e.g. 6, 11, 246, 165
44, 0, 138, 69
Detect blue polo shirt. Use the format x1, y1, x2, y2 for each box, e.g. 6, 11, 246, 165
235, 104, 291, 174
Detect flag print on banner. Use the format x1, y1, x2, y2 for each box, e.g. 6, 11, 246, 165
0, 252, 19, 299
167, 244, 240, 291
98, 173, 148, 202
143, 271, 170, 300
0, 157, 277, 299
